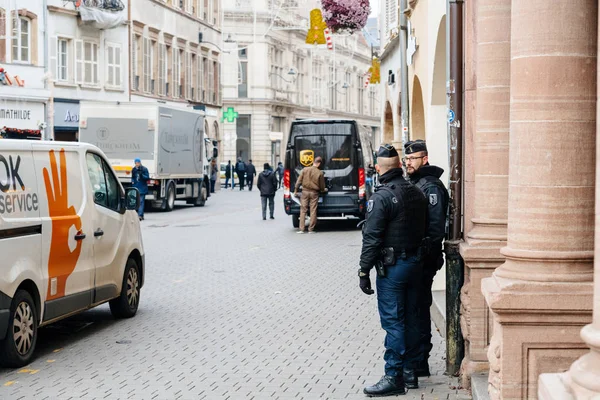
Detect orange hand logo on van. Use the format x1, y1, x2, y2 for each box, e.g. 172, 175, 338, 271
43, 150, 82, 301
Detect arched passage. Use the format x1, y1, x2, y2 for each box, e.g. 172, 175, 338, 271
383, 101, 394, 144
411, 76, 426, 140
431, 15, 446, 106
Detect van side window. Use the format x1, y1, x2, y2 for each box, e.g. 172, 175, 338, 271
102, 161, 121, 211
86, 153, 108, 208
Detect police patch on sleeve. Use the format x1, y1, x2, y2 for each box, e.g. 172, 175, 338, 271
367, 200, 374, 212
429, 194, 438, 206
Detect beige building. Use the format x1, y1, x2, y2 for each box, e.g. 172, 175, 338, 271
130, 0, 223, 149
220, 0, 380, 170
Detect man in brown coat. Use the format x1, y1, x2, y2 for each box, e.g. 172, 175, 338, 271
294, 156, 326, 233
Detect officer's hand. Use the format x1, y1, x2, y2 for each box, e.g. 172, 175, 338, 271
293, 191, 298, 197
359, 276, 374, 295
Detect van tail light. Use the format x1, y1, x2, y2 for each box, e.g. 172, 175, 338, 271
147, 179, 159, 186
283, 169, 291, 199
358, 167, 365, 199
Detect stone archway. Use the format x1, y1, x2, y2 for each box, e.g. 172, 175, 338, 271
383, 101, 394, 144
411, 76, 426, 140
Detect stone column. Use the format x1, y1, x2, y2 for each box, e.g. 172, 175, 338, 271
482, 0, 597, 398
459, 0, 510, 386
539, 8, 600, 398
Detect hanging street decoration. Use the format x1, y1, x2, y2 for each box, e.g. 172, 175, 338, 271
325, 28, 333, 50
306, 9, 328, 45
321, 0, 370, 34
368, 57, 381, 84
364, 72, 372, 88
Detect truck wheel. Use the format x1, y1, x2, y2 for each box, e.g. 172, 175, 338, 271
195, 182, 207, 207
165, 183, 175, 212
109, 258, 141, 319
292, 214, 300, 228
0, 290, 38, 368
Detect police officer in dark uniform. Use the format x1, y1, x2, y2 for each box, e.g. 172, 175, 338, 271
403, 140, 449, 377
359, 144, 428, 396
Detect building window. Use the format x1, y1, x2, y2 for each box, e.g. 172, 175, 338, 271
208, 60, 215, 103
76, 40, 99, 85
11, 15, 30, 63
358, 75, 365, 114
329, 67, 336, 110
202, 57, 209, 101
172, 47, 180, 98
186, 51, 192, 99
106, 43, 121, 88
196, 54, 203, 101
178, 49, 184, 98
57, 38, 69, 82
158, 43, 166, 96
345, 71, 351, 111
213, 60, 219, 103
131, 34, 140, 90
238, 48, 247, 98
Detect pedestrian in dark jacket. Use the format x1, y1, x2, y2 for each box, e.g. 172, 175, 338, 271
257, 163, 278, 220
210, 160, 218, 193
236, 157, 247, 190
403, 140, 450, 377
131, 158, 150, 220
246, 159, 257, 191
276, 161, 284, 189
225, 160, 235, 189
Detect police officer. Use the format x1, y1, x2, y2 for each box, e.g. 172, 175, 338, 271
403, 140, 449, 377
359, 144, 428, 396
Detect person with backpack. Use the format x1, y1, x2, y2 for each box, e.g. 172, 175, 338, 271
236, 157, 247, 191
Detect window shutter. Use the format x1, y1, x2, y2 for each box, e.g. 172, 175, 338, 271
131, 35, 137, 89
115, 46, 121, 87
75, 40, 83, 84
0, 12, 5, 63
50, 36, 57, 81
158, 44, 164, 95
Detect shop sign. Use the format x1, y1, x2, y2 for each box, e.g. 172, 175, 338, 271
0, 101, 45, 130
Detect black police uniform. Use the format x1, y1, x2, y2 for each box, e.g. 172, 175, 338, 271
404, 140, 450, 376
359, 145, 428, 396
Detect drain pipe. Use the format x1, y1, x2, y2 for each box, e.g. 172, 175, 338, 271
399, 0, 410, 144
444, 0, 465, 377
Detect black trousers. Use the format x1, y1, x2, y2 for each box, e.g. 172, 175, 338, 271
417, 249, 444, 362
238, 175, 245, 190
247, 175, 254, 191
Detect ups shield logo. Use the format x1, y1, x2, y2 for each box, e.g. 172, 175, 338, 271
299, 150, 314, 167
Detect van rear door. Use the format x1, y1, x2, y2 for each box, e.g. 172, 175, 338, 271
291, 122, 358, 193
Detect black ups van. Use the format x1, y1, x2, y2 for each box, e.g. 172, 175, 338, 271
283, 119, 375, 228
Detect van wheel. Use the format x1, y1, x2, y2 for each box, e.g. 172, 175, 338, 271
0, 290, 38, 368
165, 183, 176, 212
292, 215, 300, 228
195, 182, 207, 207
110, 259, 141, 319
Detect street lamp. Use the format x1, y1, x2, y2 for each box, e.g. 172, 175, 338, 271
198, 32, 232, 53
268, 68, 298, 83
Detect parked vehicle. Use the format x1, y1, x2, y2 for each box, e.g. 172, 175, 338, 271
79, 102, 218, 211
0, 140, 144, 367
283, 119, 375, 228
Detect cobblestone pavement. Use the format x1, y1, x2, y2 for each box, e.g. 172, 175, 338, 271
0, 189, 471, 400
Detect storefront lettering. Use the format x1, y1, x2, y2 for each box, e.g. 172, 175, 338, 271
65, 110, 79, 123
0, 109, 31, 120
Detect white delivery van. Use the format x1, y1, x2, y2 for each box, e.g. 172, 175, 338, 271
0, 140, 145, 367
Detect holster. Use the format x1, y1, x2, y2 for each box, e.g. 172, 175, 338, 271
375, 260, 386, 277
381, 247, 396, 266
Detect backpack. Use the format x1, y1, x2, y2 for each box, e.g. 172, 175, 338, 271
237, 162, 246, 172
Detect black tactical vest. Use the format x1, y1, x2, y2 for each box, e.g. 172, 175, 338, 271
377, 179, 428, 252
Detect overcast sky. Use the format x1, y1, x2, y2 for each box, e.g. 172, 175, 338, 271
370, 0, 379, 17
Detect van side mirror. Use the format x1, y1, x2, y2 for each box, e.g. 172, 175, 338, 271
213, 148, 218, 159
125, 187, 141, 211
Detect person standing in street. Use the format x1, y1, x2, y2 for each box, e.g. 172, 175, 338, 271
403, 140, 449, 377
210, 159, 218, 193
131, 158, 150, 221
293, 156, 326, 234
257, 162, 278, 220
236, 157, 247, 191
358, 144, 428, 396
276, 161, 284, 189
225, 160, 235, 189
246, 159, 257, 191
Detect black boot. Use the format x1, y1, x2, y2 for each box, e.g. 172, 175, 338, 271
416, 359, 430, 377
403, 369, 418, 389
363, 375, 407, 397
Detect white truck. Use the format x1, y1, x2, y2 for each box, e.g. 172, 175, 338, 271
78, 102, 218, 211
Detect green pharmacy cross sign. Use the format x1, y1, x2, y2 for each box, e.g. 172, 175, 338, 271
222, 107, 239, 123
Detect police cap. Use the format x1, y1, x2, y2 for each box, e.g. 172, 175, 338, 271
404, 140, 427, 155
377, 144, 399, 158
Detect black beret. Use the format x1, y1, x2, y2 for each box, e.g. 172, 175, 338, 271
404, 140, 427, 155
377, 144, 399, 158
